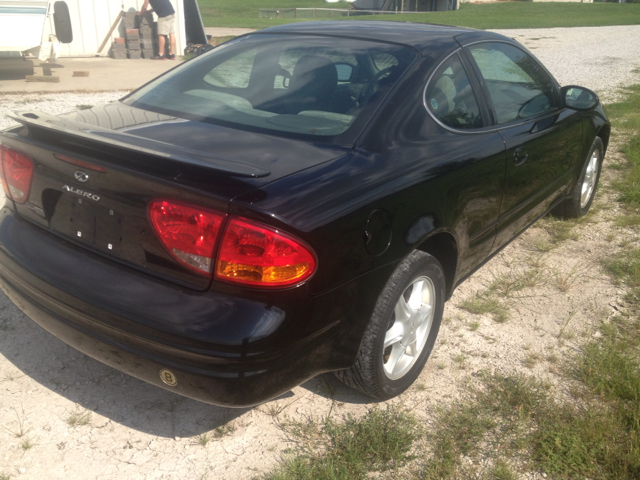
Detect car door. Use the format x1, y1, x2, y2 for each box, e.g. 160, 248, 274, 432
422, 51, 506, 276
463, 41, 584, 248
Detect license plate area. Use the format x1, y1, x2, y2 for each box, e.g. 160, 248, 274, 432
49, 192, 127, 256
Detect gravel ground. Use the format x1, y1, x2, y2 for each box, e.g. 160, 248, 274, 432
0, 25, 639, 480
491, 25, 640, 101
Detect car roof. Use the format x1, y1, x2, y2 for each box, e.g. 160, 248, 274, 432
255, 21, 512, 54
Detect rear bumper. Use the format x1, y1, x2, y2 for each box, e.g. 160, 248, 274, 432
0, 208, 348, 407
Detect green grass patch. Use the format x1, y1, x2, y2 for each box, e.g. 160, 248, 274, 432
606, 85, 640, 209
603, 247, 640, 300
459, 293, 509, 323
199, 2, 640, 30
264, 405, 417, 479
416, 366, 640, 480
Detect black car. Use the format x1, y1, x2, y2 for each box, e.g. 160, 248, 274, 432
0, 21, 609, 406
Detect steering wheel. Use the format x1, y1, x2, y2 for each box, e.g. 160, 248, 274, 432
358, 67, 394, 105
517, 93, 551, 119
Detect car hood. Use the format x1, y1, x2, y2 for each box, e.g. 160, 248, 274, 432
53, 101, 351, 188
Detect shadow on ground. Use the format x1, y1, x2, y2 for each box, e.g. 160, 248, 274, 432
0, 294, 254, 438
0, 59, 34, 81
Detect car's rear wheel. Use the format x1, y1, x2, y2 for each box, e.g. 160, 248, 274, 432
334, 251, 445, 399
553, 137, 604, 218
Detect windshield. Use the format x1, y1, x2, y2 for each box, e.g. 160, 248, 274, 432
123, 34, 417, 144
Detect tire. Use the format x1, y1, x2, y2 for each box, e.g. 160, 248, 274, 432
553, 137, 604, 218
334, 251, 445, 399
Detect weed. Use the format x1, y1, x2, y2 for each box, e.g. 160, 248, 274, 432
615, 213, 640, 228
489, 267, 544, 298
20, 437, 35, 450
459, 293, 509, 323
557, 311, 577, 340
76, 104, 93, 110
213, 423, 236, 439
554, 268, 577, 293
452, 354, 466, 369
546, 353, 559, 364
318, 376, 337, 399
413, 381, 427, 392
469, 320, 480, 331
490, 459, 518, 480
0, 472, 10, 480
526, 254, 547, 270
264, 405, 417, 479
4, 407, 31, 438
603, 247, 640, 300
66, 409, 92, 427
526, 237, 553, 253
437, 362, 446, 370
541, 216, 579, 244
194, 433, 211, 447
524, 353, 541, 369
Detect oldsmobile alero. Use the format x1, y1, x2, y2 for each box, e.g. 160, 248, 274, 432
0, 21, 609, 406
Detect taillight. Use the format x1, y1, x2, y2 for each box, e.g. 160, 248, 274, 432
148, 199, 226, 276
0, 145, 34, 204
216, 217, 316, 287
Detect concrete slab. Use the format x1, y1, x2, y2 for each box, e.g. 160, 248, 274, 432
204, 27, 256, 38
0, 57, 178, 93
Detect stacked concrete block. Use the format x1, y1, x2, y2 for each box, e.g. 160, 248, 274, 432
123, 12, 137, 30
137, 13, 157, 58
109, 11, 159, 59
125, 28, 141, 59
111, 37, 127, 59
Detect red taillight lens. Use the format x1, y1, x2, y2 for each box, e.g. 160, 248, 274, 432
216, 217, 316, 287
0, 145, 34, 204
148, 199, 226, 276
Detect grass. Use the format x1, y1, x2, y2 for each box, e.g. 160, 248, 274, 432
198, 1, 640, 30
263, 405, 417, 479
606, 85, 640, 209
459, 293, 509, 323
20, 438, 35, 451
66, 410, 92, 428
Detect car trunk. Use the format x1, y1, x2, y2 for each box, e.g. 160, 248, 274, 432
1, 103, 349, 291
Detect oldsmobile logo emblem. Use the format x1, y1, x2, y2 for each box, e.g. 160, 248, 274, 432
74, 171, 89, 182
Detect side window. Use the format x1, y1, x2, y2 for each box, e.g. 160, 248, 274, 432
204, 49, 257, 88
468, 42, 555, 124
425, 53, 483, 130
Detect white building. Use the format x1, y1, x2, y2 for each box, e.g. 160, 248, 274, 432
0, 0, 196, 58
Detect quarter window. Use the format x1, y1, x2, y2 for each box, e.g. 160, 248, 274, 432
425, 53, 483, 130
468, 42, 555, 124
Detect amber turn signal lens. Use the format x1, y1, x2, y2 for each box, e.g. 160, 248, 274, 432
216, 217, 316, 287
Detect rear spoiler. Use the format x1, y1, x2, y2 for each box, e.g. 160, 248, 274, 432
6, 110, 271, 178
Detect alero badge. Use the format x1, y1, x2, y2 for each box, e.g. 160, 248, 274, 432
62, 185, 100, 202
160, 369, 178, 387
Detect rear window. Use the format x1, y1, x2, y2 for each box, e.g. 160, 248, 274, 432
123, 34, 417, 143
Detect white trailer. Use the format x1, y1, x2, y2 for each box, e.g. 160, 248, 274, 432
0, 0, 72, 61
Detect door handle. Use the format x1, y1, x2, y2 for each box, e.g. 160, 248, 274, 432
513, 148, 529, 166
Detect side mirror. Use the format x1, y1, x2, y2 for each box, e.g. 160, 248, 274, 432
335, 63, 355, 82
53, 1, 73, 44
562, 85, 599, 110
